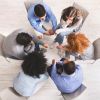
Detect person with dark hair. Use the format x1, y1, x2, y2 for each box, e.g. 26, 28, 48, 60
52, 6, 83, 48
2, 29, 48, 59
28, 3, 57, 39
47, 58, 83, 93
13, 51, 48, 97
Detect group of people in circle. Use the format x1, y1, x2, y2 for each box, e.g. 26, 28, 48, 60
1, 1, 98, 97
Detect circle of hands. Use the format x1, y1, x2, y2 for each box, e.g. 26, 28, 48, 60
37, 29, 66, 57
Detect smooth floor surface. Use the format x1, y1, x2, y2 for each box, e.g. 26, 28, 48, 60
0, 0, 100, 100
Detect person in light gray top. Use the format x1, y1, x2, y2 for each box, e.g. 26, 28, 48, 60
2, 29, 48, 59
13, 51, 49, 97
54, 6, 83, 48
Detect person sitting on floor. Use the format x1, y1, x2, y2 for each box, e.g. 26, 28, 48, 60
13, 51, 48, 97
2, 29, 48, 60
47, 58, 83, 93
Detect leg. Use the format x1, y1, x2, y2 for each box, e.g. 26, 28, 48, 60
54, 32, 66, 45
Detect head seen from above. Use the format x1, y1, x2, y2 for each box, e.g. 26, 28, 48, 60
34, 4, 46, 21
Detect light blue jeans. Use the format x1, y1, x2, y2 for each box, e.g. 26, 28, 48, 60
54, 32, 69, 44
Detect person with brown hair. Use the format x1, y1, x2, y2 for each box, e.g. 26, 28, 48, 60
47, 58, 83, 93
58, 33, 94, 60
28, 3, 57, 39
53, 6, 83, 48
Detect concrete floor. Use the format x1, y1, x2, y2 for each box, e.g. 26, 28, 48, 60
0, 0, 100, 100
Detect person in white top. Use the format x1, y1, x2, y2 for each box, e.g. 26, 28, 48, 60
13, 51, 49, 97
53, 6, 83, 48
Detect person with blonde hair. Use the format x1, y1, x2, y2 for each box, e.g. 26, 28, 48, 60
59, 33, 94, 60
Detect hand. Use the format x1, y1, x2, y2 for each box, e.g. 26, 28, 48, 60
43, 43, 48, 48
48, 29, 55, 35
63, 58, 69, 64
44, 31, 50, 35
37, 35, 43, 39
56, 45, 63, 49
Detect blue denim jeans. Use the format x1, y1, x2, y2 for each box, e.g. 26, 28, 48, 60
54, 32, 68, 44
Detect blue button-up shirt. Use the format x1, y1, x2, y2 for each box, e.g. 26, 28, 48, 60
49, 62, 83, 93
28, 3, 57, 34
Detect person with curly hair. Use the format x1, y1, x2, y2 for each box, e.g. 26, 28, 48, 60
2, 29, 48, 59
58, 33, 94, 60
13, 51, 48, 97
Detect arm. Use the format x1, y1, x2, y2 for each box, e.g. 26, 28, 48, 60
47, 59, 56, 76
28, 5, 46, 34
45, 4, 57, 31
56, 16, 83, 34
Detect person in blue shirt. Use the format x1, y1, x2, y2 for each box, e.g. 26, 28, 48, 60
28, 3, 57, 39
47, 58, 83, 93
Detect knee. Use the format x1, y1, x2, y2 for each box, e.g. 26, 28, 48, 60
58, 33, 65, 37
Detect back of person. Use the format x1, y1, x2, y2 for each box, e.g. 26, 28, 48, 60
55, 65, 83, 93
2, 29, 35, 59
65, 33, 94, 60
13, 51, 48, 97
48, 59, 83, 93
14, 71, 48, 96
80, 43, 94, 60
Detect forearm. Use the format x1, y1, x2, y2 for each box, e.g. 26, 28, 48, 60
56, 17, 83, 33
33, 37, 44, 46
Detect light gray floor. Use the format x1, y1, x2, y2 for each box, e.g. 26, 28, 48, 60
0, 0, 100, 100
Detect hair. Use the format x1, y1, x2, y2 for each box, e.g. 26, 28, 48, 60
56, 61, 75, 75
16, 32, 32, 47
56, 63, 63, 75
61, 6, 81, 26
66, 33, 90, 54
22, 51, 47, 78
34, 4, 46, 17
63, 61, 75, 75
